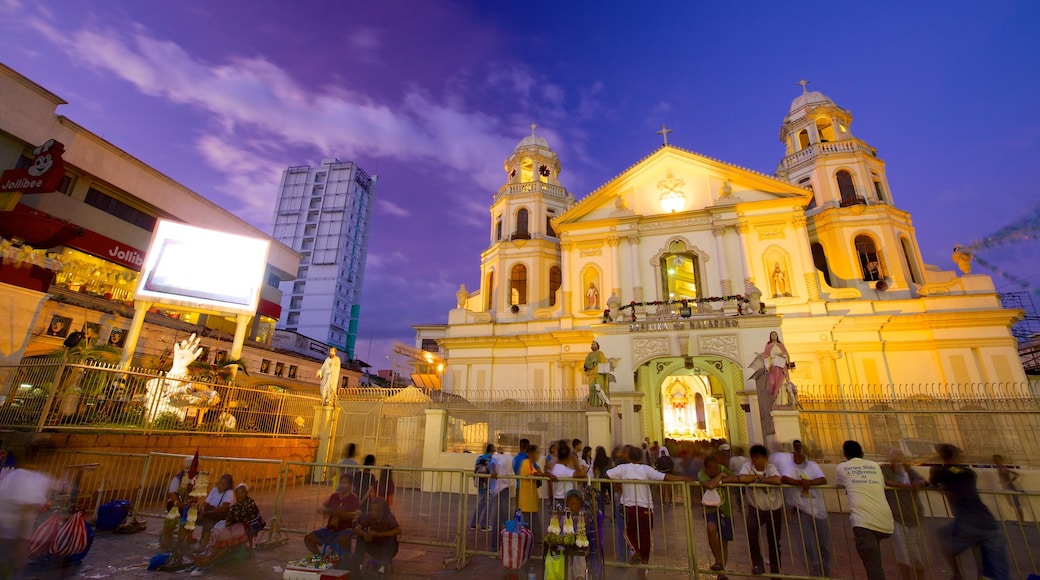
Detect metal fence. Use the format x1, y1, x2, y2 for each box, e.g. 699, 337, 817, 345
798, 382, 1040, 467
0, 358, 322, 436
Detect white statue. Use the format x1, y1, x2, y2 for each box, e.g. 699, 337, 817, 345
143, 334, 221, 423
586, 282, 600, 310
456, 284, 469, 309
952, 244, 973, 274
606, 291, 621, 322
316, 346, 341, 405
745, 280, 763, 314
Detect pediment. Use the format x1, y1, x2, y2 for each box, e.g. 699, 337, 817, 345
556, 146, 810, 227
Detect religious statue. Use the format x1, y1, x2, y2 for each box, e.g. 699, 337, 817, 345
143, 334, 221, 423
762, 331, 796, 407
745, 280, 763, 314
771, 263, 791, 297
586, 282, 600, 310
718, 181, 732, 199
951, 244, 973, 274
456, 283, 469, 309
606, 291, 621, 322
583, 341, 611, 407
316, 346, 341, 405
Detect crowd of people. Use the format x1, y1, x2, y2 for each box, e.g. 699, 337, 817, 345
459, 435, 1024, 580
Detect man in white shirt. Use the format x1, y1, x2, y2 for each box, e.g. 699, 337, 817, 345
835, 440, 893, 580
0, 449, 51, 580
606, 445, 689, 578
780, 440, 831, 577
487, 448, 513, 554
734, 445, 784, 576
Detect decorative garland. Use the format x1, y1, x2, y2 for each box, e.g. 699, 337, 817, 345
618, 295, 750, 312
0, 237, 67, 271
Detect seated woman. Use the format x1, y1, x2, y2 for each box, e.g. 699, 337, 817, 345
192, 483, 260, 570
196, 474, 234, 546
345, 498, 400, 576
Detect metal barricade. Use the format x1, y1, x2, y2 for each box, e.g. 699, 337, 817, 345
24, 449, 151, 517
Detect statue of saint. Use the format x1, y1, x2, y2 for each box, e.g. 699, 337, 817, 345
586, 282, 600, 310
456, 284, 469, 309
763, 331, 796, 407
316, 347, 341, 405
771, 263, 790, 297
745, 280, 763, 314
583, 341, 611, 407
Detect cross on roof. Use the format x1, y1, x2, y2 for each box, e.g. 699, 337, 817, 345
657, 124, 673, 146
529, 123, 538, 135
797, 79, 810, 94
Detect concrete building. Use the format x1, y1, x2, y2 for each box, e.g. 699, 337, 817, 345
416, 86, 1028, 453
271, 159, 376, 359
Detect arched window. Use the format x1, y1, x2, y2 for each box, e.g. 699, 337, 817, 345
871, 173, 886, 202
485, 271, 495, 311
520, 158, 533, 183
510, 264, 527, 305
854, 235, 883, 281
513, 208, 530, 240
660, 240, 700, 300
798, 129, 810, 150
546, 215, 556, 237
494, 218, 502, 241
836, 170, 860, 206
815, 116, 836, 142
811, 242, 832, 286
548, 266, 562, 306
900, 236, 922, 285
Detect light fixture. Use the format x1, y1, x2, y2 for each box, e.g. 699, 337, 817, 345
659, 189, 685, 213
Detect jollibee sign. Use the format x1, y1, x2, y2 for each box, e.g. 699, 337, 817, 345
0, 139, 66, 194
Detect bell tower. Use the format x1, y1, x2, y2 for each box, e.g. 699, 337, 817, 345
776, 81, 926, 297
478, 125, 575, 318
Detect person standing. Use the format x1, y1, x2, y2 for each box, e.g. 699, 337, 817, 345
609, 446, 629, 563
780, 440, 831, 578
512, 438, 529, 510
881, 449, 927, 580
550, 441, 586, 507
835, 440, 894, 580
930, 445, 1008, 580
698, 455, 734, 576
469, 444, 496, 531
487, 446, 513, 555
734, 444, 784, 576
339, 443, 359, 480
518, 444, 553, 547
0, 449, 51, 580
606, 445, 690, 578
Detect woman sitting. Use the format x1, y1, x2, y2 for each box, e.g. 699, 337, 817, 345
192, 483, 260, 570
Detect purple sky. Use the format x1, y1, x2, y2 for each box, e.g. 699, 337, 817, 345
2, 1, 1038, 369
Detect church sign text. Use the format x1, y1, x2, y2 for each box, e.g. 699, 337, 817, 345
628, 318, 740, 333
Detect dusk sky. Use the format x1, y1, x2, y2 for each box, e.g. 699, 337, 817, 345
2, 1, 1038, 369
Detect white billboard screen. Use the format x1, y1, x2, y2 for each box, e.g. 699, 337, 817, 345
134, 220, 271, 315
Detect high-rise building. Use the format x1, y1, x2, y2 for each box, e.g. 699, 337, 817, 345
271, 159, 376, 359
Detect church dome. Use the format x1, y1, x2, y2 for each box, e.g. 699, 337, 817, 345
789, 90, 834, 113
515, 132, 550, 151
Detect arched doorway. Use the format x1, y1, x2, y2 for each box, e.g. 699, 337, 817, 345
634, 355, 749, 447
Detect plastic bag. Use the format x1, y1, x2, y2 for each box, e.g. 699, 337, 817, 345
544, 549, 565, 580
28, 515, 63, 559
51, 512, 89, 556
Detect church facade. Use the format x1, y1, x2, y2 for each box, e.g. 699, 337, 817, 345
415, 87, 1026, 449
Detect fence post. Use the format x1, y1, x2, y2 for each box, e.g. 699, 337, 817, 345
134, 453, 153, 511
456, 469, 469, 570
681, 482, 700, 579
35, 355, 68, 432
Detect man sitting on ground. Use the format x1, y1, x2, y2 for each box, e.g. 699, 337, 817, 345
305, 477, 361, 556
347, 498, 401, 577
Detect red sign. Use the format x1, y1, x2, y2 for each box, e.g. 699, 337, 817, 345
0, 139, 67, 194
0, 204, 146, 270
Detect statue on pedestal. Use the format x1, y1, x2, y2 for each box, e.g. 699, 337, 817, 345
456, 284, 469, 309
583, 341, 612, 407
316, 347, 341, 405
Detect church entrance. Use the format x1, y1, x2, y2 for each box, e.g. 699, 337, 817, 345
635, 355, 748, 447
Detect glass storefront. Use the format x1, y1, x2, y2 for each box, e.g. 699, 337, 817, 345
53, 248, 138, 305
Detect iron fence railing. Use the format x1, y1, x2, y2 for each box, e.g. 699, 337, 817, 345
18, 449, 1040, 578
0, 359, 323, 436
798, 382, 1040, 467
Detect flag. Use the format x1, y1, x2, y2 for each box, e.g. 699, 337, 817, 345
188, 448, 199, 479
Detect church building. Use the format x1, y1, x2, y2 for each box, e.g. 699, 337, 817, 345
415, 85, 1026, 450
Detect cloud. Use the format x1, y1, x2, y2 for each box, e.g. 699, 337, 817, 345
377, 199, 411, 218
194, 135, 285, 227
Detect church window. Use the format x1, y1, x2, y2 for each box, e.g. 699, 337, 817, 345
872, 174, 886, 202
494, 218, 502, 241
660, 240, 700, 300
510, 264, 527, 305
854, 235, 884, 281
549, 266, 562, 306
485, 271, 495, 311
810, 242, 832, 286
867, 404, 901, 454
520, 158, 534, 182
546, 215, 556, 237
836, 170, 861, 206
797, 129, 810, 150
900, 236, 922, 285
815, 116, 836, 142
513, 208, 530, 240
